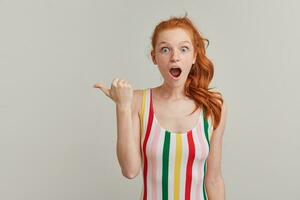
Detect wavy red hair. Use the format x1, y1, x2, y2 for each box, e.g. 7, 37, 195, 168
150, 13, 224, 130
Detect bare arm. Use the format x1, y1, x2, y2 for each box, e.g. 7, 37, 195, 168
94, 78, 142, 179
205, 102, 228, 200
115, 90, 141, 179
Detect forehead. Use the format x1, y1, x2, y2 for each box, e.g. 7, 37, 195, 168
156, 28, 193, 46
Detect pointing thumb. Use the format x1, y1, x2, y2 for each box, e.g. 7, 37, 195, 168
93, 83, 111, 98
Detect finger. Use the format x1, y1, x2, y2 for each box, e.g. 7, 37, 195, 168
123, 81, 131, 88
117, 78, 124, 84
112, 78, 119, 88
118, 79, 126, 86
94, 83, 111, 97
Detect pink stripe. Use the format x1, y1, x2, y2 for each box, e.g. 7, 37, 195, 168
196, 114, 208, 199
150, 120, 160, 200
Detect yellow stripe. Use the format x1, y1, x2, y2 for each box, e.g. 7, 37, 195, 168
174, 134, 182, 200
140, 89, 146, 140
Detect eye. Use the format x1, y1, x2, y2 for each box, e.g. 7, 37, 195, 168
161, 47, 170, 53
181, 46, 189, 52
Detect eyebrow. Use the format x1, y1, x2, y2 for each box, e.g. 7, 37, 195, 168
157, 41, 191, 46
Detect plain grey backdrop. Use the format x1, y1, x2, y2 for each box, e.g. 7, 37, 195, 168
1, 0, 299, 199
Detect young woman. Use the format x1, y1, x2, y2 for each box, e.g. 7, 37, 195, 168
94, 14, 227, 200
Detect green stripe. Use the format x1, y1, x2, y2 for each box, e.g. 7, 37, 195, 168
203, 162, 208, 200
203, 108, 210, 149
203, 107, 210, 200
162, 131, 171, 200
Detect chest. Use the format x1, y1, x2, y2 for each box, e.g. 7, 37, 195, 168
153, 98, 201, 133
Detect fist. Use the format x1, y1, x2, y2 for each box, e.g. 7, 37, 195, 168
94, 78, 133, 107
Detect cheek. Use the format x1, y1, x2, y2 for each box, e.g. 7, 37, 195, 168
156, 55, 169, 65
182, 57, 194, 66
157, 67, 169, 78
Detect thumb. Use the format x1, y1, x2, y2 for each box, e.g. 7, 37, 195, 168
93, 83, 111, 98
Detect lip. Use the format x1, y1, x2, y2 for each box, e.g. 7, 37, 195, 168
169, 65, 182, 70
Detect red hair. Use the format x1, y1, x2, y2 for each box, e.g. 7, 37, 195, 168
150, 13, 224, 130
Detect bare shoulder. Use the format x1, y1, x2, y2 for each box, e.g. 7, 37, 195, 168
214, 99, 228, 133
221, 100, 228, 117
221, 100, 228, 121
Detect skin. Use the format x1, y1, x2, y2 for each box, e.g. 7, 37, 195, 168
150, 28, 201, 133
94, 27, 227, 199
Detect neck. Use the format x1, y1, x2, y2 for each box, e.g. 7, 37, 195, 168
157, 83, 187, 100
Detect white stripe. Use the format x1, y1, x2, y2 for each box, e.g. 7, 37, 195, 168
155, 128, 165, 199
168, 134, 176, 200
200, 112, 210, 161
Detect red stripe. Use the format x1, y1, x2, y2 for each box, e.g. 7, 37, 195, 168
185, 130, 195, 200
142, 89, 154, 200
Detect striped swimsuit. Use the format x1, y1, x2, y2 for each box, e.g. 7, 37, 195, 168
139, 88, 213, 200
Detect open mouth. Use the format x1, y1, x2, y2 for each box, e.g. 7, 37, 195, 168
169, 67, 182, 78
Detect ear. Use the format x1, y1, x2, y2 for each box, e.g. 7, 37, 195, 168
151, 50, 157, 65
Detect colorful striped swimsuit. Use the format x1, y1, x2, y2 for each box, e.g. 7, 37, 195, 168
139, 88, 213, 200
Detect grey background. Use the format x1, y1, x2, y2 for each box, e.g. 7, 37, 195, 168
1, 0, 299, 199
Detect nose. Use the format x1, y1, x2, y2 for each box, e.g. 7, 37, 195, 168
170, 49, 180, 62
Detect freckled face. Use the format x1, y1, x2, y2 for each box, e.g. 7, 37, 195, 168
151, 28, 197, 83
